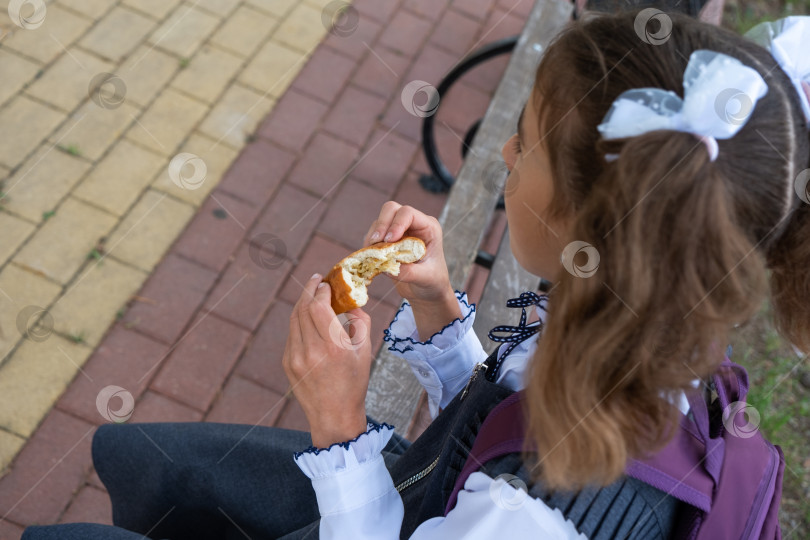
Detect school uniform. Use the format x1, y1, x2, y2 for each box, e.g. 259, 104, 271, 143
23, 291, 683, 539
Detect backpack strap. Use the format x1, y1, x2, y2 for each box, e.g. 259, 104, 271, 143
445, 389, 717, 516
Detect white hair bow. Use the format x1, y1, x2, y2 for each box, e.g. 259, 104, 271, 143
597, 49, 769, 162
746, 16, 810, 126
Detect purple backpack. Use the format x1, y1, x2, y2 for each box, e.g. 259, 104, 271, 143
446, 351, 786, 539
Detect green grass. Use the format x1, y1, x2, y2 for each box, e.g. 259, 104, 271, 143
179, 57, 191, 68
68, 331, 87, 344
42, 210, 55, 221
57, 144, 82, 157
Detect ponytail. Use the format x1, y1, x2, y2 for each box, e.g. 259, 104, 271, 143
523, 130, 768, 490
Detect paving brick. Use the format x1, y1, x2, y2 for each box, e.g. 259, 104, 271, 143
49, 257, 147, 348
79, 6, 156, 63
238, 40, 304, 99
279, 234, 398, 307
0, 96, 65, 170
129, 391, 203, 422
480, 207, 507, 255
198, 83, 275, 149
0, 263, 62, 364
290, 46, 355, 104
322, 12, 382, 60
57, 324, 173, 424
429, 8, 482, 56
87, 467, 104, 489
0, 49, 39, 108
378, 9, 432, 55
104, 189, 195, 272
321, 85, 387, 147
496, 0, 534, 18
274, 396, 309, 432
58, 0, 113, 18
451, 0, 498, 20
26, 48, 115, 112
203, 241, 291, 330
195, 0, 241, 17
150, 312, 250, 411
352, 0, 402, 23
0, 410, 95, 525
0, 213, 34, 268
248, 183, 328, 262
392, 170, 448, 219
244, 0, 296, 18
51, 99, 141, 161
317, 178, 388, 249
0, 518, 24, 540
171, 45, 244, 104
0, 430, 25, 475
381, 44, 460, 142
147, 4, 220, 58
172, 190, 257, 272
353, 45, 410, 98
205, 375, 286, 426
235, 300, 294, 394
480, 5, 526, 42
410, 119, 465, 178
364, 297, 402, 358
216, 138, 295, 207
115, 45, 179, 109
272, 2, 328, 53
351, 127, 419, 195
209, 5, 276, 58
405, 0, 452, 21
0, 334, 92, 438
438, 81, 491, 134
460, 54, 508, 95
2, 5, 91, 64
15, 197, 118, 284
58, 484, 112, 525
151, 132, 238, 207
2, 145, 91, 223
256, 88, 329, 153
121, 0, 182, 20
126, 88, 209, 156
73, 139, 165, 217
119, 253, 217, 345
287, 133, 359, 196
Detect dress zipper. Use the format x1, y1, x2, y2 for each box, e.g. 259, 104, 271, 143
460, 361, 488, 401
395, 362, 488, 493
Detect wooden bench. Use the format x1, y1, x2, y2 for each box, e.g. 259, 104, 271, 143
365, 0, 573, 437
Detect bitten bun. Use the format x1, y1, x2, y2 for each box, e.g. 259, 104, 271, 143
326, 237, 426, 315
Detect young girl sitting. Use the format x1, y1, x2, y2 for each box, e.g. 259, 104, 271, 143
23, 8, 810, 540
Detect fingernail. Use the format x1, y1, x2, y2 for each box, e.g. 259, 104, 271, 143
370, 231, 380, 242
384, 233, 392, 242
311, 273, 321, 281
317, 282, 326, 289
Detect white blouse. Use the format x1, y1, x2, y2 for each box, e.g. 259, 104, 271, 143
292, 291, 588, 539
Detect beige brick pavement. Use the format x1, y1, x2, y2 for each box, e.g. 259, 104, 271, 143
0, 0, 338, 473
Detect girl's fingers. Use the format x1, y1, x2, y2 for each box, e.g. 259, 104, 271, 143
308, 281, 337, 343
297, 274, 324, 344
385, 206, 437, 244
365, 201, 401, 246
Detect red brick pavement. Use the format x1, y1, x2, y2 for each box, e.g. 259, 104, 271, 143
0, 0, 530, 533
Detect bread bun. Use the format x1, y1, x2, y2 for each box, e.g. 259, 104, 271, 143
326, 237, 426, 314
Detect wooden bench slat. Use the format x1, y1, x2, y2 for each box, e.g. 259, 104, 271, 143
365, 0, 572, 434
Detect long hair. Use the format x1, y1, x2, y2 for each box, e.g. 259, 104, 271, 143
520, 9, 810, 490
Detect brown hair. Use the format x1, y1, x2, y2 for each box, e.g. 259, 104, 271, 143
520, 9, 810, 490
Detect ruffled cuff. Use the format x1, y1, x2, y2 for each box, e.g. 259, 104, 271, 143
293, 421, 396, 480
383, 291, 487, 418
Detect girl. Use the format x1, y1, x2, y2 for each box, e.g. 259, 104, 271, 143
23, 8, 809, 540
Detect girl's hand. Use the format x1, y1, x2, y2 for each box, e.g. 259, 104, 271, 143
363, 201, 452, 305
364, 202, 461, 341
282, 274, 371, 449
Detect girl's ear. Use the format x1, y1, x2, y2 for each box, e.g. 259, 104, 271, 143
522, 129, 769, 491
